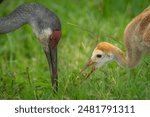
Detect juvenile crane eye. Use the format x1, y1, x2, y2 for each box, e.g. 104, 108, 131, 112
97, 54, 102, 58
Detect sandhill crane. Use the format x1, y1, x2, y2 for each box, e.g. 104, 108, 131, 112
81, 6, 150, 78
0, 3, 61, 91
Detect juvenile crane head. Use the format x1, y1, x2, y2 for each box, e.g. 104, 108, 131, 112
81, 42, 123, 78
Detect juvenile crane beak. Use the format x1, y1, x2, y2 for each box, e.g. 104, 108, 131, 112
80, 59, 96, 78
45, 31, 61, 91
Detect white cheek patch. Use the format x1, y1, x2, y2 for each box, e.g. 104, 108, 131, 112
38, 28, 52, 41
32, 22, 52, 39
37, 28, 52, 51
95, 53, 114, 68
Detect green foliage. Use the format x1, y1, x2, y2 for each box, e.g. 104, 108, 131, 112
0, 0, 150, 99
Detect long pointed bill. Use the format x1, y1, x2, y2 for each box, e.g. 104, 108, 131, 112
80, 59, 96, 78
45, 46, 58, 92
49, 46, 58, 91
46, 30, 61, 92
86, 66, 96, 78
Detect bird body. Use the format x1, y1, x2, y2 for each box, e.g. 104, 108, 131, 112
0, 3, 61, 91
81, 6, 150, 77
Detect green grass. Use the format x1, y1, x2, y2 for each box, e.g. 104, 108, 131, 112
0, 0, 150, 99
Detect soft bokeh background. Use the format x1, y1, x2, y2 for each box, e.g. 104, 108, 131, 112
0, 0, 150, 99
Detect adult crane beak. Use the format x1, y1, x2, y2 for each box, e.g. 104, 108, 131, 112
80, 59, 97, 78
49, 46, 58, 91
44, 46, 58, 91
45, 31, 61, 92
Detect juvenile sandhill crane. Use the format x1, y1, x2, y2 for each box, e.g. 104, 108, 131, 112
0, 3, 62, 91
81, 6, 150, 78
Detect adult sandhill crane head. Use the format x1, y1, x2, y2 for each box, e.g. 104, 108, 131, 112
0, 3, 61, 91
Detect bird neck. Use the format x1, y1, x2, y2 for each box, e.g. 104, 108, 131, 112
112, 47, 127, 67
112, 46, 141, 68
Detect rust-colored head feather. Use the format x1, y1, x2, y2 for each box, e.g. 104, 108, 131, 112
96, 42, 124, 57
96, 42, 115, 53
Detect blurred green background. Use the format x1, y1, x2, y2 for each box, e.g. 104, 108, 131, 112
0, 0, 150, 99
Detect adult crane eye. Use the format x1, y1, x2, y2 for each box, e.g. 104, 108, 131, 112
97, 54, 102, 58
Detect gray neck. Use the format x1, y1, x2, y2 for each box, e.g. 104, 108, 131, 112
0, 3, 61, 34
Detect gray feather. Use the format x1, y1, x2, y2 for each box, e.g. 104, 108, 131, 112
0, 3, 61, 34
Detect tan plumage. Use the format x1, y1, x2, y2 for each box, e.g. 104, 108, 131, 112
81, 6, 150, 77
